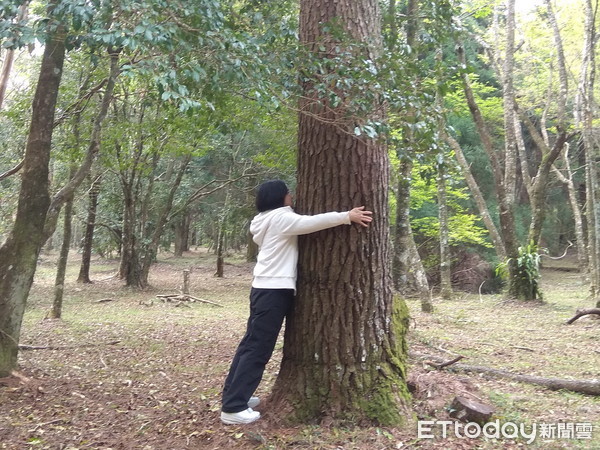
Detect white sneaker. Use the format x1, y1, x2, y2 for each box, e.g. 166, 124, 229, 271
248, 396, 260, 408
221, 408, 260, 425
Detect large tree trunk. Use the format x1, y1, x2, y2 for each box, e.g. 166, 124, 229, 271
270, 0, 411, 425
77, 174, 102, 283
0, 18, 66, 376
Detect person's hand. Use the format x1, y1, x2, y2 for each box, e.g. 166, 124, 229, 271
349, 206, 373, 227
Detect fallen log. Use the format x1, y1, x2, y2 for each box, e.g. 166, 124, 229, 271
18, 340, 121, 351
410, 351, 600, 396
566, 308, 600, 325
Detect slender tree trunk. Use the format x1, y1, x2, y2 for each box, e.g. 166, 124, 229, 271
246, 230, 258, 262
119, 179, 142, 287
584, 122, 600, 302
579, 0, 600, 302
444, 131, 506, 260
393, 161, 431, 306
215, 223, 224, 278
270, 0, 411, 425
457, 42, 520, 295
390, 0, 430, 310
42, 49, 120, 243
173, 212, 191, 257
552, 148, 588, 280
0, 4, 28, 110
502, 0, 517, 206
523, 0, 569, 248
407, 227, 430, 300
48, 190, 74, 319
77, 174, 102, 283
139, 155, 192, 285
0, 17, 66, 376
0, 49, 16, 111
437, 163, 452, 299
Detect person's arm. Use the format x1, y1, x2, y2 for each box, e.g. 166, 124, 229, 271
277, 207, 372, 235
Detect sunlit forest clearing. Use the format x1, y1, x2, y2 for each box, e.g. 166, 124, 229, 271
0, 249, 598, 449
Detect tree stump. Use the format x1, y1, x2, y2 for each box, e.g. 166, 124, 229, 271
449, 396, 495, 424
155, 270, 222, 307
183, 269, 190, 295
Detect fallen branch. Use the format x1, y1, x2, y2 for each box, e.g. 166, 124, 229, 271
187, 295, 223, 307
511, 345, 535, 352
29, 418, 67, 433
410, 351, 600, 396
10, 370, 31, 383
426, 355, 464, 370
156, 294, 222, 307
18, 340, 120, 351
566, 308, 600, 325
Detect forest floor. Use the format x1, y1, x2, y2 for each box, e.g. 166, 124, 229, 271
0, 249, 599, 449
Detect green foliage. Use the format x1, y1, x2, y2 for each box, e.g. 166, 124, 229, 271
412, 214, 492, 248
496, 242, 543, 301
406, 159, 492, 249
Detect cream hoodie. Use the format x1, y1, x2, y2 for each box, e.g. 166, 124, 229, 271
250, 206, 351, 291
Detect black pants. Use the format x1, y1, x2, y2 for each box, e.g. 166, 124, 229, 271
221, 287, 294, 413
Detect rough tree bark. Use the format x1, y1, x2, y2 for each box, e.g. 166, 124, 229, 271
0, 16, 66, 376
269, 0, 411, 425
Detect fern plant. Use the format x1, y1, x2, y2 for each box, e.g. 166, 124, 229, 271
496, 242, 543, 301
